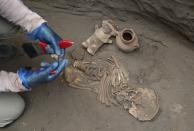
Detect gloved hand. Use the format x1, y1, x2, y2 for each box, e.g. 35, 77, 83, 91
18, 59, 68, 89
27, 22, 64, 56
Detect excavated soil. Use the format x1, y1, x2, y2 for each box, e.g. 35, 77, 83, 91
2, 1, 194, 131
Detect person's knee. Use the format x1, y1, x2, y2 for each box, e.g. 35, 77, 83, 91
9, 93, 25, 120
0, 93, 25, 127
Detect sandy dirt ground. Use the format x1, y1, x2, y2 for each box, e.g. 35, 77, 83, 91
1, 1, 194, 131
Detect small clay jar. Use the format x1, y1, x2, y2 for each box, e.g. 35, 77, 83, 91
116, 28, 139, 53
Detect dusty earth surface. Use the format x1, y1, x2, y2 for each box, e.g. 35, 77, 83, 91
1, 1, 194, 131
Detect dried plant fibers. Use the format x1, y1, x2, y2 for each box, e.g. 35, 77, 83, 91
64, 56, 159, 121
98, 56, 129, 106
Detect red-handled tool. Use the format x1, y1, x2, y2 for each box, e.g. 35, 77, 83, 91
39, 39, 73, 75
50, 70, 56, 74
22, 39, 74, 58
22, 39, 73, 75
38, 39, 74, 54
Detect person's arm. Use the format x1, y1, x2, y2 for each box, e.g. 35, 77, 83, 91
0, 0, 45, 32
0, 59, 68, 92
0, 0, 64, 56
0, 0, 69, 92
0, 71, 27, 92
0, 0, 35, 92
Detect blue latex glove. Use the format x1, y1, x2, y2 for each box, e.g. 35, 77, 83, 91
18, 59, 68, 89
28, 22, 64, 56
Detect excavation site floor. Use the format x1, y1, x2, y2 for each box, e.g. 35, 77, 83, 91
2, 1, 194, 131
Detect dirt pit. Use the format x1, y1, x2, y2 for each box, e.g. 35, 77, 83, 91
2, 1, 194, 131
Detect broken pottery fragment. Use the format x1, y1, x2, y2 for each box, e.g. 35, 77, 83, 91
82, 20, 118, 55
116, 28, 139, 53
128, 88, 159, 121
115, 87, 159, 121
